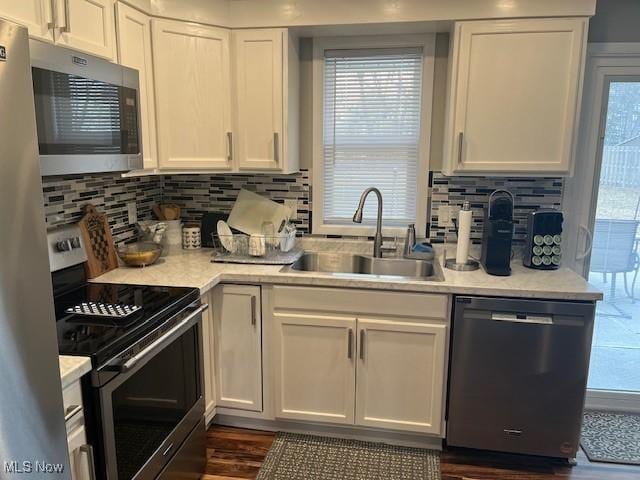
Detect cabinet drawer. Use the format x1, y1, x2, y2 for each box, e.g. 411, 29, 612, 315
63, 380, 84, 426
273, 286, 449, 321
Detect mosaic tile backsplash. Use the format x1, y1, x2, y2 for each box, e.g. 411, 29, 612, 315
428, 173, 564, 245
162, 170, 311, 234
42, 173, 162, 245
41, 169, 563, 248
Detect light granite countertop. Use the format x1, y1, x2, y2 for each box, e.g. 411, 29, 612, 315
59, 355, 92, 390
94, 240, 603, 301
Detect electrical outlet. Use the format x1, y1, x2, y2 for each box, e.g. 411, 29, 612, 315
440, 206, 459, 227
284, 199, 298, 221
127, 202, 138, 225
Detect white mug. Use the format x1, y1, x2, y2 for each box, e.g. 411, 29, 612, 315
248, 234, 266, 256
182, 226, 201, 250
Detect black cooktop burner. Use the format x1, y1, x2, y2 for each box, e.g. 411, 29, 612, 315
55, 282, 199, 367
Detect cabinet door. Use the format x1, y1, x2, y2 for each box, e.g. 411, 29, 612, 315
355, 318, 446, 435
0, 0, 53, 42
200, 293, 216, 421
116, 3, 157, 169
54, 0, 116, 60
233, 29, 284, 171
67, 423, 93, 480
444, 17, 587, 175
273, 311, 356, 425
214, 285, 262, 411
152, 19, 232, 170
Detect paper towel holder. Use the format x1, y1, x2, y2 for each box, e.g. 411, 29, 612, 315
444, 201, 479, 271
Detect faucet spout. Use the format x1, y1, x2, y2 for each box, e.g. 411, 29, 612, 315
353, 187, 384, 258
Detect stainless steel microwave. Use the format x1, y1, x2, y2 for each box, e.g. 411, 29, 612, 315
29, 41, 143, 176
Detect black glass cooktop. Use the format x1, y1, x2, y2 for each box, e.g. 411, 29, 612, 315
54, 282, 199, 367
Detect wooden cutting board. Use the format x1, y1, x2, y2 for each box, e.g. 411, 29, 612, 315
78, 204, 118, 279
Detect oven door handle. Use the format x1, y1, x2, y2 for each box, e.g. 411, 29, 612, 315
118, 304, 208, 373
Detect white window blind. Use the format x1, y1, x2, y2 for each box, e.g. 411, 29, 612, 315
323, 47, 423, 227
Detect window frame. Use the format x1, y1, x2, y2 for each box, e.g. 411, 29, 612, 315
312, 34, 435, 237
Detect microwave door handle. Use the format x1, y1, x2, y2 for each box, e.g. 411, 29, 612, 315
118, 304, 208, 373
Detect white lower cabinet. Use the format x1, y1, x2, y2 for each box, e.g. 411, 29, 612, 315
213, 285, 263, 411
64, 379, 94, 480
273, 312, 356, 425
271, 286, 450, 436
355, 318, 446, 434
67, 423, 92, 480
201, 292, 216, 422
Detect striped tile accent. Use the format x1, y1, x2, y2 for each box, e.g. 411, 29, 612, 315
42, 173, 162, 245
162, 170, 311, 234
429, 174, 564, 245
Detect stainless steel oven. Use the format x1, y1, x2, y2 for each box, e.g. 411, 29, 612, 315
88, 303, 207, 480
29, 40, 142, 176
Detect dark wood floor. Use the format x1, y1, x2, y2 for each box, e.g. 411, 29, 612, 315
204, 425, 640, 480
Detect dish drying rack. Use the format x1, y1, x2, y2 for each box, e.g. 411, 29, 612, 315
211, 232, 302, 265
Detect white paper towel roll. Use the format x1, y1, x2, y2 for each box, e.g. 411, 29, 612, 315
456, 203, 472, 265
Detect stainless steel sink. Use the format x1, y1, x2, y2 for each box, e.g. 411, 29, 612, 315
285, 252, 443, 281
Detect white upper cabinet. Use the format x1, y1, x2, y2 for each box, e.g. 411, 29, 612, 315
443, 17, 588, 176
54, 0, 116, 60
152, 19, 233, 170
0, 0, 54, 42
233, 28, 299, 173
0, 0, 116, 59
116, 2, 157, 169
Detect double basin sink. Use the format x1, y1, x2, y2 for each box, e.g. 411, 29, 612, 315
283, 252, 443, 281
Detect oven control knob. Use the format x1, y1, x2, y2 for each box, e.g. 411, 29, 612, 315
56, 240, 72, 252
70, 237, 81, 249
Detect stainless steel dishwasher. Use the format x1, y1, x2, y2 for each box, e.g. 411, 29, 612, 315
446, 296, 596, 460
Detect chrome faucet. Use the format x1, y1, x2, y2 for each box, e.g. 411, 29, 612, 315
353, 187, 384, 258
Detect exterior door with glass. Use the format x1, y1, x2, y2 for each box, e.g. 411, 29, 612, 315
563, 44, 640, 411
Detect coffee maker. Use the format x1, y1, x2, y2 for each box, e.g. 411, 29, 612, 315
480, 190, 514, 276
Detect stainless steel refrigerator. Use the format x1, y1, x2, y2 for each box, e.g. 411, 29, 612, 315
0, 20, 70, 478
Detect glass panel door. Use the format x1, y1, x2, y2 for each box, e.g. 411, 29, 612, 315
587, 78, 640, 396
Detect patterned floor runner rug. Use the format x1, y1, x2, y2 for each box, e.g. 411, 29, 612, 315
256, 432, 441, 480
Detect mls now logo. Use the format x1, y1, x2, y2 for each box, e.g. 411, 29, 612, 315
4, 460, 65, 474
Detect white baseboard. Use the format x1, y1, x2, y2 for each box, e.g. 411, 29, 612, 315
213, 414, 444, 450
585, 390, 640, 413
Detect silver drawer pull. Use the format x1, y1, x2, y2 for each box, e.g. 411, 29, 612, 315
79, 445, 97, 480
491, 313, 553, 325
64, 404, 83, 422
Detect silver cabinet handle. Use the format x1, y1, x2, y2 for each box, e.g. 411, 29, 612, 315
227, 132, 233, 161
119, 304, 208, 372
359, 329, 365, 360
491, 313, 553, 325
64, 404, 83, 422
273, 132, 279, 163
79, 445, 97, 480
250, 295, 257, 326
457, 132, 464, 164
347, 329, 353, 359
61, 0, 71, 33
47, 0, 57, 30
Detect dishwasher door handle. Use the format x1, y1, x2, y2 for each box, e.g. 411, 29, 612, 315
490, 313, 553, 325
